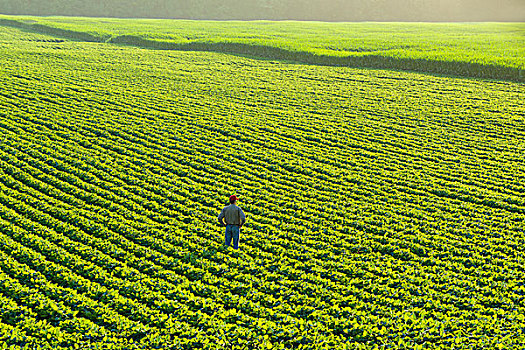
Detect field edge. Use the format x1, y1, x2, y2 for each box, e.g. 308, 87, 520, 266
0, 16, 522, 83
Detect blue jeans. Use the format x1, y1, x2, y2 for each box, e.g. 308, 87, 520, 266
225, 224, 240, 249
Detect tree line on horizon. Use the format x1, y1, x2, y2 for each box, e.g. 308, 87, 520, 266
1, 0, 524, 21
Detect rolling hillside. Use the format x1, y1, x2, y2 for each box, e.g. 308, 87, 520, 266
0, 20, 524, 349
0, 15, 524, 82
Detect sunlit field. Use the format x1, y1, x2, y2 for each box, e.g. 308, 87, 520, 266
1, 15, 524, 81
0, 18, 524, 349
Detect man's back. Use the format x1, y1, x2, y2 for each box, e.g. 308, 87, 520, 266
219, 204, 246, 226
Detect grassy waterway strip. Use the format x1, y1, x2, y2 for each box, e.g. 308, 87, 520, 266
0, 15, 523, 81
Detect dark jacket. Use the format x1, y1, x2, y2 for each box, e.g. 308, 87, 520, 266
218, 204, 246, 227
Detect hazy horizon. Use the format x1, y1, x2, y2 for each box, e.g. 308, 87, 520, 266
1, 0, 524, 22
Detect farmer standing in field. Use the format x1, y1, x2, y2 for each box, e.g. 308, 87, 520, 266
218, 195, 246, 249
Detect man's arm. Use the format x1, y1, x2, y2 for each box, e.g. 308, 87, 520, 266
218, 208, 226, 227
239, 207, 246, 227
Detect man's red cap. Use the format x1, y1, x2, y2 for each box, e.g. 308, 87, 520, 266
229, 195, 239, 202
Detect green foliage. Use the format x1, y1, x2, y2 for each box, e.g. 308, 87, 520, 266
0, 24, 523, 349
0, 15, 523, 82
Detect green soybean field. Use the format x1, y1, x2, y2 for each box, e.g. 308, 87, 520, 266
0, 18, 524, 350
1, 15, 524, 81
